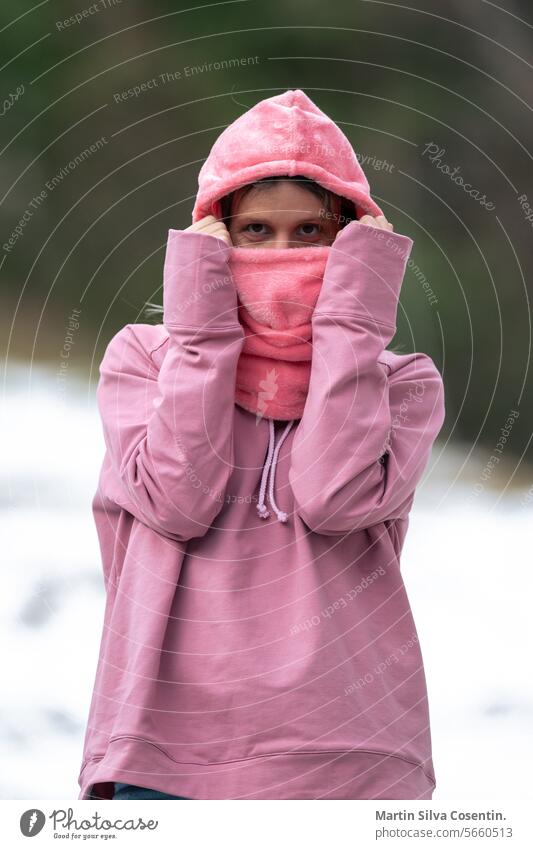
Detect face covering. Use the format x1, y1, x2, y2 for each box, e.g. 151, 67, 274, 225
227, 244, 330, 422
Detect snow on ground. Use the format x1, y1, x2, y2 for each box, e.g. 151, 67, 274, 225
1, 361, 532, 800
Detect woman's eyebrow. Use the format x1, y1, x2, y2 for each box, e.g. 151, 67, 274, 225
234, 212, 323, 223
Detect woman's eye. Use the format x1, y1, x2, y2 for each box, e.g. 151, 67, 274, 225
298, 223, 320, 236
245, 223, 267, 235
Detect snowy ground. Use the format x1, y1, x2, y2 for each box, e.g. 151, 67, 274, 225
1, 361, 532, 800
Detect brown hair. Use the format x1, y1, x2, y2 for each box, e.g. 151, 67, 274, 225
219, 175, 357, 229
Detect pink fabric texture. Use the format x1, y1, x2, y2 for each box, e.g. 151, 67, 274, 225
192, 89, 383, 223
78, 90, 446, 801
228, 245, 330, 421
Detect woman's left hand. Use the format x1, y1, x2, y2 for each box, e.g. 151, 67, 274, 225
358, 214, 394, 231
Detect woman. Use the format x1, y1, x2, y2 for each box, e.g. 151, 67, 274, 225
78, 89, 445, 801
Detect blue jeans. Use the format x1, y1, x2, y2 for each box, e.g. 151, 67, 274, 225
113, 782, 191, 800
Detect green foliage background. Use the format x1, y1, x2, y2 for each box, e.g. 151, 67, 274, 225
1, 0, 532, 466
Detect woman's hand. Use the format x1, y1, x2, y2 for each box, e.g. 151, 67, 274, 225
332, 214, 394, 244
357, 214, 394, 232
185, 214, 232, 246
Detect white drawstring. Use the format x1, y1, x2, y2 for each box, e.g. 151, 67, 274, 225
256, 419, 276, 520
256, 418, 294, 522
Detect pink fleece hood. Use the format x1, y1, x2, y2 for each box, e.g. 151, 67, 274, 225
191, 89, 383, 222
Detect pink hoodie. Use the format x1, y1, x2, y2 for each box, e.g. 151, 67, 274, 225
78, 91, 446, 800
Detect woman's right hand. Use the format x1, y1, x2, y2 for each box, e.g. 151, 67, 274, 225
185, 215, 232, 246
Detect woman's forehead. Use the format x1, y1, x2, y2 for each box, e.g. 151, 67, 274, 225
232, 181, 339, 211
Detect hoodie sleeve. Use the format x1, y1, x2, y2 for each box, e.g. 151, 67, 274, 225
96, 229, 245, 541
288, 220, 446, 535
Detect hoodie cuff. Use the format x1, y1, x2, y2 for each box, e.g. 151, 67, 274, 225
163, 229, 242, 330
314, 220, 414, 329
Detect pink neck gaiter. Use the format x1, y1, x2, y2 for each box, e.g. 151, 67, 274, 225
227, 245, 330, 421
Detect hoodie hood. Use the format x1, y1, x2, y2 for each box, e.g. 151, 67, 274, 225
192, 89, 383, 223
